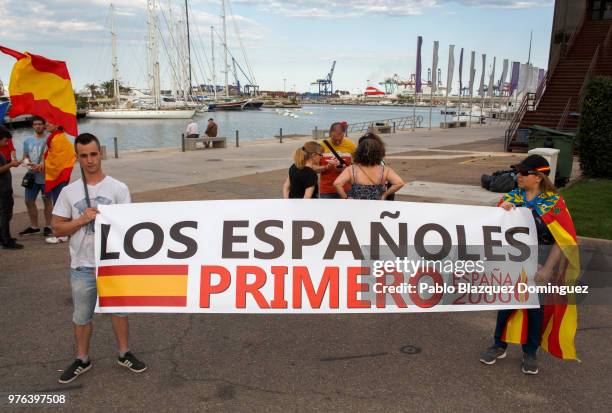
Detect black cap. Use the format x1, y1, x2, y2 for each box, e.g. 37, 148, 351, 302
208, 118, 214, 121
516, 154, 551, 175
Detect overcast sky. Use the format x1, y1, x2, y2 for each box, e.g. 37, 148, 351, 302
0, 0, 554, 94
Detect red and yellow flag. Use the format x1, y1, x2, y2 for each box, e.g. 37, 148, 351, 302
501, 195, 580, 360
44, 130, 75, 193
539, 197, 579, 360
97, 265, 189, 307
0, 45, 78, 136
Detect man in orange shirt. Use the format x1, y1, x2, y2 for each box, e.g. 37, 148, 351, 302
319, 122, 356, 198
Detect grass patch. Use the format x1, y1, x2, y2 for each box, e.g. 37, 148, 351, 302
561, 179, 612, 240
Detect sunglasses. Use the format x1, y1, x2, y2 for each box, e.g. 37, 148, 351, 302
517, 166, 550, 176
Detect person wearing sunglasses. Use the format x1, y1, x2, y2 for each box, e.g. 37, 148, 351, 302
283, 141, 324, 199
333, 133, 404, 200
480, 154, 579, 375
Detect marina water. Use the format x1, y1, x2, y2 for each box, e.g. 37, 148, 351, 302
9, 104, 454, 153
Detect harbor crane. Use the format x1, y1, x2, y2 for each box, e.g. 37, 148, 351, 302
311, 61, 336, 96
231, 57, 259, 96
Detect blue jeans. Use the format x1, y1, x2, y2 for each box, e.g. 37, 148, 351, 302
70, 267, 126, 325
494, 308, 544, 356
48, 182, 67, 205
319, 193, 340, 199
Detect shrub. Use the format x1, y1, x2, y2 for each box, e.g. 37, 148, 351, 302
577, 76, 612, 178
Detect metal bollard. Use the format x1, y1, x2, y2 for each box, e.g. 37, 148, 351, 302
181, 133, 185, 152
280, 128, 283, 144
113, 137, 118, 158
314, 126, 318, 140
393, 122, 396, 133
235, 130, 239, 147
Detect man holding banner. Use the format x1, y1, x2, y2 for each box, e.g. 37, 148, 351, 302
52, 133, 147, 384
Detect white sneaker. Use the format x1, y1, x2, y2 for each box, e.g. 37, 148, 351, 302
45, 236, 66, 244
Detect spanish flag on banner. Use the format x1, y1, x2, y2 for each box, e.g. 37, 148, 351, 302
0, 45, 78, 136
500, 193, 580, 360
44, 129, 76, 193
97, 265, 189, 307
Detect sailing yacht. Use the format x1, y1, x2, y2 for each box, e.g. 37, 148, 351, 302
206, 0, 263, 111
88, 2, 195, 120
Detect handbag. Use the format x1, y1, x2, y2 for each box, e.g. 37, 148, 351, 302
21, 171, 36, 189
21, 142, 47, 189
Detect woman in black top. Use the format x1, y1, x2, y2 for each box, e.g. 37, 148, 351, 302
283, 141, 323, 199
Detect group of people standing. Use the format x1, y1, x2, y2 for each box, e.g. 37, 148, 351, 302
0, 118, 75, 249
282, 125, 574, 375
283, 122, 405, 200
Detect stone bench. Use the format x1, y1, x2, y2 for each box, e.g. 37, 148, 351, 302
184, 136, 227, 150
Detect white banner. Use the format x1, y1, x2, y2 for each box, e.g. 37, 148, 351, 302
431, 40, 439, 92
479, 54, 487, 97
446, 45, 455, 95
95, 200, 539, 314
499, 58, 509, 93
468, 51, 476, 97
488, 56, 496, 98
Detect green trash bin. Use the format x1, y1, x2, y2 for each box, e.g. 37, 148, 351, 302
528, 125, 576, 186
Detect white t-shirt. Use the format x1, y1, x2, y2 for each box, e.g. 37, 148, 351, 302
53, 176, 131, 269
185, 121, 198, 135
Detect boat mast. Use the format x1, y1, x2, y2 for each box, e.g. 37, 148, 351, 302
221, 0, 229, 97
185, 0, 192, 99
110, 3, 120, 108
168, 0, 178, 100
211, 26, 217, 99
179, 1, 189, 102
147, 0, 161, 109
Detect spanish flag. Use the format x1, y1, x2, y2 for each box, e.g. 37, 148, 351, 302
500, 193, 580, 360
0, 45, 78, 136
44, 129, 76, 193
97, 265, 189, 307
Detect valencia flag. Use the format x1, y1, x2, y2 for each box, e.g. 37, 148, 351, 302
499, 193, 580, 360
0, 45, 78, 136
97, 265, 189, 307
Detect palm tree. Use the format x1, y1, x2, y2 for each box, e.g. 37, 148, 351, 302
85, 83, 98, 99
100, 80, 114, 98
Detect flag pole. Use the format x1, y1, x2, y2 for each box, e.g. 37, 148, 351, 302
81, 166, 91, 209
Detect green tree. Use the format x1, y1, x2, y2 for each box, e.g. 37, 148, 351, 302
577, 76, 612, 179
85, 83, 98, 99
100, 80, 114, 98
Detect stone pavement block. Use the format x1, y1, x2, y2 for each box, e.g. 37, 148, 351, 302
396, 181, 501, 206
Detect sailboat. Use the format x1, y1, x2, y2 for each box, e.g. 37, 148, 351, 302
88, 2, 195, 120
206, 0, 262, 111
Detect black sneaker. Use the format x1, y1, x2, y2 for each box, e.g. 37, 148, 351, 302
3, 242, 24, 250
118, 352, 147, 373
522, 353, 539, 375
43, 226, 52, 237
58, 359, 92, 384
479, 346, 507, 365
19, 227, 40, 236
